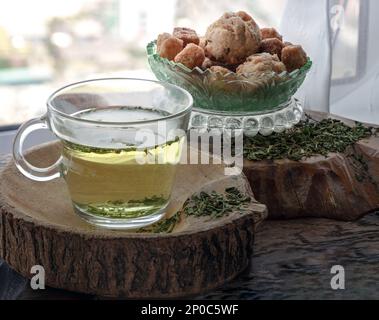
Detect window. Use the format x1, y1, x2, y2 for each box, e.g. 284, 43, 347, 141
329, 0, 379, 124
0, 0, 285, 128
330, 0, 368, 83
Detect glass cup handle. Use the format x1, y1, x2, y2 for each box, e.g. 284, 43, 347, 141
13, 116, 62, 182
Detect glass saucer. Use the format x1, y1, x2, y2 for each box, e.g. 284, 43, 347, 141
189, 97, 303, 137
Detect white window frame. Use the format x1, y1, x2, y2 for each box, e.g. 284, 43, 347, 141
330, 0, 369, 86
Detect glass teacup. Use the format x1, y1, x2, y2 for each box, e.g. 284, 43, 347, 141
13, 78, 193, 229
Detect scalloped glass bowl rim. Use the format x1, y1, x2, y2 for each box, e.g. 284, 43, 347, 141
147, 40, 313, 83
191, 98, 293, 117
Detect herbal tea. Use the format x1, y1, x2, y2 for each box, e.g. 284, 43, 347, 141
61, 107, 184, 222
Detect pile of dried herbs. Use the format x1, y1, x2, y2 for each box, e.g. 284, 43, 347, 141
138, 187, 251, 234
183, 187, 251, 218
244, 117, 376, 161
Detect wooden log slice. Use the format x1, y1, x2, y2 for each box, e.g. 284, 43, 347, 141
0, 143, 267, 298
243, 111, 379, 221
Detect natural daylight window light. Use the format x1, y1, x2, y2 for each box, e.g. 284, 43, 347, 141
0, 0, 285, 128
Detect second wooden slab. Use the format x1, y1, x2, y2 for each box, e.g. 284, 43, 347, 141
243, 111, 379, 221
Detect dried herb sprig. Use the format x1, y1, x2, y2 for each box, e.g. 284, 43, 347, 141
244, 118, 376, 162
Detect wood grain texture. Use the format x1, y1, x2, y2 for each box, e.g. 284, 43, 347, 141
3, 212, 379, 300
201, 212, 379, 300
0, 146, 267, 299
0, 157, 28, 300
243, 112, 379, 221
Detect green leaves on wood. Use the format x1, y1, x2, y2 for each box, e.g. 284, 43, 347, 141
138, 188, 251, 234
244, 118, 376, 161
183, 187, 251, 219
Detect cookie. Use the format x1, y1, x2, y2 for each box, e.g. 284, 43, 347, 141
174, 43, 205, 69
237, 53, 286, 76
260, 38, 284, 59
281, 45, 308, 72
157, 34, 183, 61
204, 12, 261, 65
209, 66, 231, 75
173, 27, 200, 47
260, 27, 283, 41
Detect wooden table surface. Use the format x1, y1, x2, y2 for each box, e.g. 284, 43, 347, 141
1, 157, 379, 300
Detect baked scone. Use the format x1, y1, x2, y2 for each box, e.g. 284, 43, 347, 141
237, 53, 286, 76
173, 27, 200, 47
204, 12, 261, 65
260, 27, 283, 41
236, 10, 254, 22
199, 36, 207, 49
260, 38, 284, 59
209, 66, 231, 75
157, 33, 171, 49
157, 34, 183, 61
201, 57, 237, 71
202, 57, 217, 70
281, 45, 307, 72
174, 43, 205, 69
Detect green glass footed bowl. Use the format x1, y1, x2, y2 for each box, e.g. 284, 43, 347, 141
147, 41, 312, 115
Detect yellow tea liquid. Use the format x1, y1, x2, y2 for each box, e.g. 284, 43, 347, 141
61, 107, 184, 220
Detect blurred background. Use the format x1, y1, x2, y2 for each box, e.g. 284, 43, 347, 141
0, 0, 285, 128
0, 0, 376, 128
